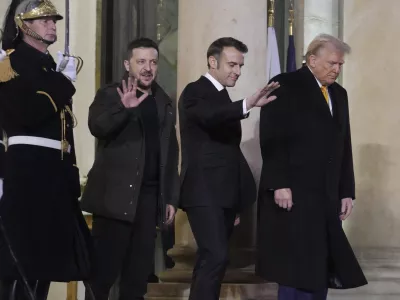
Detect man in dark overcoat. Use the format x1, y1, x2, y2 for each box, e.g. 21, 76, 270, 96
80, 37, 179, 300
257, 34, 368, 300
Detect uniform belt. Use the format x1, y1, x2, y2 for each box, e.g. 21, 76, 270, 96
7, 136, 71, 153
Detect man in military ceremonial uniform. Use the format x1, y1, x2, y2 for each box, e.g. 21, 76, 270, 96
0, 1, 92, 299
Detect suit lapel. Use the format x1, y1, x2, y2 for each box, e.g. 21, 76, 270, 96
328, 85, 345, 133
152, 82, 172, 129
199, 76, 232, 106
199, 76, 242, 137
218, 88, 233, 104
299, 67, 334, 120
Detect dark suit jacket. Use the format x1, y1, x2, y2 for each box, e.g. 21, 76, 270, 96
179, 76, 256, 212
256, 67, 367, 291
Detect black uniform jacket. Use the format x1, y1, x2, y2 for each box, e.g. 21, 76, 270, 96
0, 42, 92, 281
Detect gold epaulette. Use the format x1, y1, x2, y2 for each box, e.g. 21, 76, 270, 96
0, 49, 18, 83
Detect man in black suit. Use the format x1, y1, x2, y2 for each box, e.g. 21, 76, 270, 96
179, 37, 279, 300
257, 34, 367, 300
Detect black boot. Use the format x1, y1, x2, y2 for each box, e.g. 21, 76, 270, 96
0, 280, 18, 300
83, 281, 97, 300
33, 281, 50, 300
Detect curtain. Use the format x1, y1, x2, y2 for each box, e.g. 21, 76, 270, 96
100, 0, 158, 85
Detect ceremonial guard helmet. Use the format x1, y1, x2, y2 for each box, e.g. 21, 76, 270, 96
1, 0, 63, 49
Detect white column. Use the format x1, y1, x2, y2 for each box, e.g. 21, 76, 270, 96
0, 1, 11, 26
50, 0, 97, 178
329, 1, 400, 299
303, 0, 340, 49
160, 0, 268, 283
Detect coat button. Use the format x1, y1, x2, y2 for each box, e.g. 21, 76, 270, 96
124, 212, 127, 215
129, 185, 133, 187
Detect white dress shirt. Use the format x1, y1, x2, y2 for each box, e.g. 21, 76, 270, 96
204, 72, 250, 115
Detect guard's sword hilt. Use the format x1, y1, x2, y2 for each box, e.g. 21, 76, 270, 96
58, 54, 84, 75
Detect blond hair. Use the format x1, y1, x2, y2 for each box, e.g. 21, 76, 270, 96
305, 34, 351, 63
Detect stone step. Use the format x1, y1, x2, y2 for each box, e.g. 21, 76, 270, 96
328, 279, 400, 298
145, 282, 278, 300
146, 278, 400, 300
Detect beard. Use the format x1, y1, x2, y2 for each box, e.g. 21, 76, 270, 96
130, 70, 155, 91
137, 78, 151, 90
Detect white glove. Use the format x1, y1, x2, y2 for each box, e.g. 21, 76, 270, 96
56, 51, 77, 82
0, 178, 3, 200
0, 49, 7, 62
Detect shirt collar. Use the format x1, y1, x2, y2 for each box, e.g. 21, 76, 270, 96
204, 72, 224, 91
308, 66, 324, 88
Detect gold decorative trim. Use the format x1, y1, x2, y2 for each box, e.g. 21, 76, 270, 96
0, 50, 18, 83
6, 49, 15, 56
267, 0, 275, 27
66, 282, 78, 300
16, 0, 62, 22
36, 91, 57, 112
288, 1, 294, 36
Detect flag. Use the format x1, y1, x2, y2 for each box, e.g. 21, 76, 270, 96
286, 34, 297, 72
266, 26, 281, 82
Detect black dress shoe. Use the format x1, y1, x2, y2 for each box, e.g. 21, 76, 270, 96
147, 273, 159, 283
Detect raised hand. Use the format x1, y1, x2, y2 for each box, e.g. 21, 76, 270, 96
246, 81, 280, 110
117, 77, 148, 108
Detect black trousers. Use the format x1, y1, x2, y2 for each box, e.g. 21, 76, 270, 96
162, 223, 175, 269
186, 207, 236, 300
0, 280, 50, 300
148, 222, 175, 283
85, 187, 158, 300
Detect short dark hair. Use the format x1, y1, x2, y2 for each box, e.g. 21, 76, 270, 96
126, 37, 159, 59
206, 37, 248, 68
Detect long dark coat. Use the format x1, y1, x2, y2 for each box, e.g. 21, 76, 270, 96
0, 42, 92, 281
256, 67, 367, 291
80, 75, 180, 226
179, 76, 256, 211
0, 129, 4, 180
